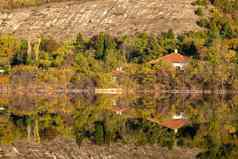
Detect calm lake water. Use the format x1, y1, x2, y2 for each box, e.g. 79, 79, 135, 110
0, 93, 238, 158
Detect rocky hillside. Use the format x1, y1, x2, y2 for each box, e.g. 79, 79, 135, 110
0, 0, 199, 40
0, 138, 200, 159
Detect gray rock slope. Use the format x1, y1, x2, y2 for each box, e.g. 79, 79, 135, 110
0, 0, 199, 39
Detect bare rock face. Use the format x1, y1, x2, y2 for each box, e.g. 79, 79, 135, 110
0, 138, 200, 159
0, 0, 199, 40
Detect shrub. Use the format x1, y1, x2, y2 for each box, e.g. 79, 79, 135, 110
194, 0, 208, 6
195, 7, 204, 16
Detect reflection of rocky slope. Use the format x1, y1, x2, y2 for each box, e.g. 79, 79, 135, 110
0, 0, 199, 40
0, 138, 199, 159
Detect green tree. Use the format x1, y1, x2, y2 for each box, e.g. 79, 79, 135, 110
95, 121, 105, 145
0, 35, 20, 67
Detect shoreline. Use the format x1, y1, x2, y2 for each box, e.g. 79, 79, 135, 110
0, 87, 238, 95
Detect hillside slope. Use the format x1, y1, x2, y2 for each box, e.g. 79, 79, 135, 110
0, 0, 199, 40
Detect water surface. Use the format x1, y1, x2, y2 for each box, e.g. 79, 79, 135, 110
0, 93, 238, 158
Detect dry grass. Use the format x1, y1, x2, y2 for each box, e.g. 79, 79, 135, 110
0, 0, 199, 39
0, 0, 79, 9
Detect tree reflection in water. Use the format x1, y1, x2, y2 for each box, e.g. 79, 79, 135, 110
0, 93, 238, 158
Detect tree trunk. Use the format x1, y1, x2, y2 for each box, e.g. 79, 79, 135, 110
34, 117, 40, 144
27, 39, 32, 63
27, 121, 32, 143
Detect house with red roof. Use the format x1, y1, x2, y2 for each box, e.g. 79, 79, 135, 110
149, 50, 190, 70
111, 107, 129, 115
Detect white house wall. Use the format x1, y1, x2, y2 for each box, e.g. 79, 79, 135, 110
172, 62, 188, 69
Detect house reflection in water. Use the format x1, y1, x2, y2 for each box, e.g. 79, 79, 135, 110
112, 67, 124, 83
159, 113, 190, 134
111, 97, 130, 115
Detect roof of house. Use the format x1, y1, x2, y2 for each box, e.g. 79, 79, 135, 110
149, 53, 190, 64
159, 119, 190, 129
